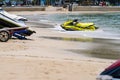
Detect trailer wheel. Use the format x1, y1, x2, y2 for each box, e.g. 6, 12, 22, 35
0, 31, 9, 42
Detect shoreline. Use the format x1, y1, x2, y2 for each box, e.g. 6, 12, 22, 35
0, 11, 117, 80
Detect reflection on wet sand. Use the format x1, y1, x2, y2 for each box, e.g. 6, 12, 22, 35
40, 36, 93, 42
70, 38, 120, 60
25, 14, 120, 60
41, 36, 120, 60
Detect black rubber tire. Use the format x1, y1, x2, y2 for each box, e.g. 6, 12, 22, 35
0, 31, 10, 42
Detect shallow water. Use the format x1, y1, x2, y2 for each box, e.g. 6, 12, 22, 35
24, 13, 120, 60
70, 38, 120, 60
25, 12, 120, 39
40, 36, 120, 60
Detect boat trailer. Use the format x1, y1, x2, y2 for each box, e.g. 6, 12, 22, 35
0, 27, 28, 42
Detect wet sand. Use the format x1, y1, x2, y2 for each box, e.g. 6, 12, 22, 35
0, 11, 118, 80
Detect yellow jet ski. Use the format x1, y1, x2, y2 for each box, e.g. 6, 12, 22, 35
61, 19, 98, 31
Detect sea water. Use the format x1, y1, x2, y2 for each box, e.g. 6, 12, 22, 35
24, 13, 120, 59
25, 12, 120, 39
48, 13, 120, 39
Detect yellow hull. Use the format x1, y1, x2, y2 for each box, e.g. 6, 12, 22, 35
61, 20, 98, 31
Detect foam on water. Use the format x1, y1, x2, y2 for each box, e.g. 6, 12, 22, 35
25, 13, 120, 40
48, 13, 120, 40
24, 13, 120, 59
53, 24, 120, 40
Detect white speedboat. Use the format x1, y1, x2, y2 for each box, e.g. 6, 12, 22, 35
0, 8, 27, 21
0, 9, 35, 42
0, 12, 27, 28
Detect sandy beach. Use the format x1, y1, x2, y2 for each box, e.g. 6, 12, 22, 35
0, 11, 117, 80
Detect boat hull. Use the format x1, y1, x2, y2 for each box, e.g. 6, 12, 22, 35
61, 20, 98, 31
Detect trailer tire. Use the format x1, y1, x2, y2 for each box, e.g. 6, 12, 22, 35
0, 31, 10, 42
